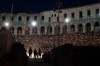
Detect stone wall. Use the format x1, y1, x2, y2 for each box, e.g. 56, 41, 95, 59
0, 30, 13, 58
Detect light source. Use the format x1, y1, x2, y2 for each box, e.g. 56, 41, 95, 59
31, 21, 37, 27
65, 18, 70, 23
3, 21, 10, 27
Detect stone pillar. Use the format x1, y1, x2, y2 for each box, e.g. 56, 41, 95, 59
52, 27, 55, 35
99, 25, 100, 31
67, 25, 70, 33
14, 27, 17, 35
30, 28, 32, 35
22, 28, 25, 35
60, 26, 62, 34
83, 24, 86, 33
37, 27, 40, 35
45, 27, 47, 35
91, 24, 94, 31
75, 25, 78, 32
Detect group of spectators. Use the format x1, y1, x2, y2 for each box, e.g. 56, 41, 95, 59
28, 47, 42, 58
14, 32, 100, 52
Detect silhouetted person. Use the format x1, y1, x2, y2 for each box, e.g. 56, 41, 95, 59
29, 47, 32, 57
34, 49, 38, 58
38, 48, 42, 57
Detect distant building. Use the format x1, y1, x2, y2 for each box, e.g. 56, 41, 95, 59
0, 3, 100, 35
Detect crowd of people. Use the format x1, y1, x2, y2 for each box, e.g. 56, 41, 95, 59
15, 32, 100, 48
14, 32, 100, 52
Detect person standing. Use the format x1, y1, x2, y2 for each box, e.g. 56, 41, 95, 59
38, 48, 42, 58
29, 47, 32, 57
34, 49, 38, 58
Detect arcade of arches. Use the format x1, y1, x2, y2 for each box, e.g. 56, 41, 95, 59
5, 22, 99, 35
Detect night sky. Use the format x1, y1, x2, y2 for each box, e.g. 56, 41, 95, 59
0, 0, 100, 13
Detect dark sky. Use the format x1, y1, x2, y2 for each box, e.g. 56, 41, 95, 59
0, 0, 100, 13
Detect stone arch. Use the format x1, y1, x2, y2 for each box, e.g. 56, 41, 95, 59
25, 26, 30, 35
54, 25, 60, 35
40, 26, 45, 35
47, 26, 52, 35
0, 27, 6, 31
94, 22, 99, 32
78, 24, 83, 32
85, 23, 91, 32
10, 27, 14, 34
62, 25, 67, 33
32, 27, 37, 34
17, 27, 22, 35
70, 25, 75, 32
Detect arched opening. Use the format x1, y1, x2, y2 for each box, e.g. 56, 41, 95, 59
40, 26, 45, 35
32, 27, 37, 35
47, 26, 52, 35
54, 25, 60, 35
70, 25, 75, 32
85, 23, 91, 32
78, 24, 83, 32
62, 25, 67, 33
94, 22, 99, 32
10, 27, 14, 34
25, 26, 30, 35
0, 27, 6, 31
17, 27, 22, 35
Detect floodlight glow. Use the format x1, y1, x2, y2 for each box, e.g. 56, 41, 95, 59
65, 18, 70, 23
4, 22, 9, 27
26, 52, 44, 58
31, 21, 37, 27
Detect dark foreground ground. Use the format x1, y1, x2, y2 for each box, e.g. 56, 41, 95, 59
0, 43, 100, 66
28, 58, 52, 66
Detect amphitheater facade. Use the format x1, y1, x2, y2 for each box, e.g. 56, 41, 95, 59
0, 3, 100, 35
0, 3, 100, 52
